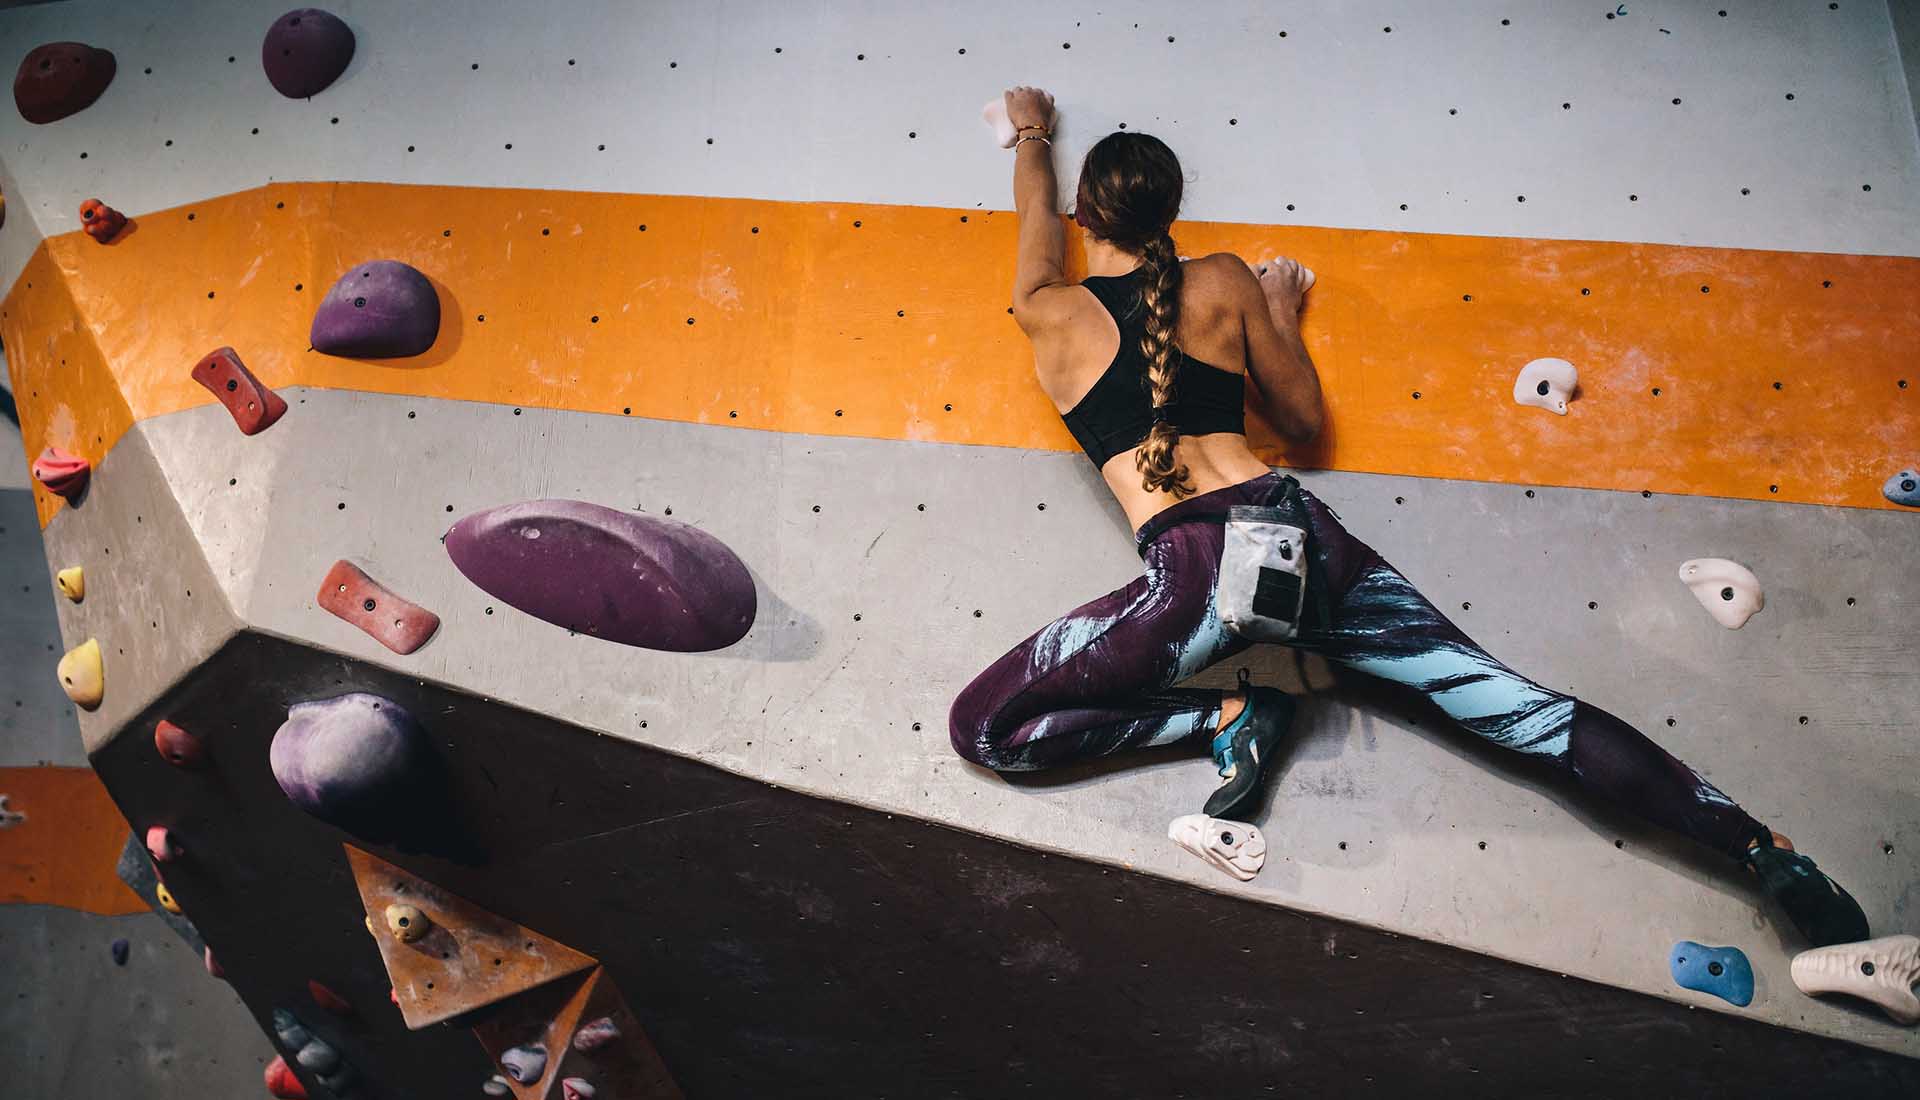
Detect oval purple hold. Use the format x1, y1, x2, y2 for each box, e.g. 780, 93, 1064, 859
261, 9, 355, 99
310, 260, 440, 358
271, 693, 441, 844
445, 500, 757, 652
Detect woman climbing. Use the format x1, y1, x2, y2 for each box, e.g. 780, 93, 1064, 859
947, 86, 1870, 948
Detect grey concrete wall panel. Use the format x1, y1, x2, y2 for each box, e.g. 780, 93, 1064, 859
0, 485, 82, 765
0, 0, 1916, 298
87, 632, 1920, 1099
120, 390, 1920, 1056
0, 905, 270, 1099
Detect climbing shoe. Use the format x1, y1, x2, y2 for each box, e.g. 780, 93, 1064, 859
1745, 834, 1871, 947
1202, 686, 1297, 821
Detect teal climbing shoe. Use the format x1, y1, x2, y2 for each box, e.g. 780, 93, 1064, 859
1202, 687, 1297, 821
1745, 834, 1870, 947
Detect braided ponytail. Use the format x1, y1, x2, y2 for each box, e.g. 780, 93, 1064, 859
1133, 232, 1193, 498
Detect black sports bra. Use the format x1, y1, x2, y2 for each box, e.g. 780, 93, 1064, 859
1061, 267, 1247, 468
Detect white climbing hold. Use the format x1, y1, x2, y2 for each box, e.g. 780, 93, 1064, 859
483, 1076, 513, 1097
1514, 358, 1578, 415
1250, 256, 1316, 294
1168, 814, 1267, 881
1790, 934, 1919, 1025
1678, 558, 1764, 629
501, 1043, 548, 1085
981, 97, 1016, 148
0, 795, 23, 828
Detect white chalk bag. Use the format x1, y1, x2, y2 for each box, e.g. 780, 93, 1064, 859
1216, 502, 1310, 642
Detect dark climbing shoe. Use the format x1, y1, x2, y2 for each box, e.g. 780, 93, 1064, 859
1202, 687, 1297, 821
1745, 835, 1871, 947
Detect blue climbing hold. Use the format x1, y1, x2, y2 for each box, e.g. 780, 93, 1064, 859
1884, 469, 1919, 508
110, 938, 129, 966
1670, 941, 1754, 1007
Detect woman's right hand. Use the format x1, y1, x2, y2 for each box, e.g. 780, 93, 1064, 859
1250, 256, 1316, 321
1004, 86, 1056, 133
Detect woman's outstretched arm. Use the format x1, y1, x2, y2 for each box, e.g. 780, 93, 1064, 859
1003, 87, 1075, 329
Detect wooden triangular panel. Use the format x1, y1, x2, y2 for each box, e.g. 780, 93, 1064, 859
472, 967, 683, 1100
344, 845, 597, 1029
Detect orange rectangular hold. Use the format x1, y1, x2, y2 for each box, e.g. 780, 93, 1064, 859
190, 345, 287, 435
316, 560, 440, 655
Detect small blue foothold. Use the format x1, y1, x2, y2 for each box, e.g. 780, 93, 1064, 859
110, 938, 129, 966
1670, 941, 1754, 1007
1884, 469, 1920, 508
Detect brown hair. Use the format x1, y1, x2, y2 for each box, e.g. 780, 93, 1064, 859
1073, 132, 1191, 497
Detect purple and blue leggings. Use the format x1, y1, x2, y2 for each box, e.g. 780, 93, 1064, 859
948, 471, 1769, 861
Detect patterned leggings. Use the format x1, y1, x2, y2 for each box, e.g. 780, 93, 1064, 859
948, 471, 1769, 861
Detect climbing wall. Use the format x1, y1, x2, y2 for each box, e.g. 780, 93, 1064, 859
1, 1, 1918, 1096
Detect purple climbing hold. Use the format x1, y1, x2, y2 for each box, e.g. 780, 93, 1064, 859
261, 9, 355, 99
445, 500, 757, 652
310, 260, 440, 359
110, 938, 129, 966
270, 693, 461, 855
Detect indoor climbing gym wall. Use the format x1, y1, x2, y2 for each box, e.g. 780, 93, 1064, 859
1, 1, 1918, 1097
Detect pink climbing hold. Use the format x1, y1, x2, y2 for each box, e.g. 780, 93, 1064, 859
192, 347, 288, 435
31, 446, 89, 501
316, 560, 441, 654
445, 500, 757, 652
13, 42, 115, 125
561, 1078, 596, 1100
154, 719, 208, 768
145, 825, 182, 864
263, 1054, 307, 1098
261, 9, 355, 99
572, 1015, 620, 1053
204, 945, 225, 980
309, 260, 440, 358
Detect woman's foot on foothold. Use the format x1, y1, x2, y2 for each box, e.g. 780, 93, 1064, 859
1744, 833, 1870, 947
1202, 686, 1296, 821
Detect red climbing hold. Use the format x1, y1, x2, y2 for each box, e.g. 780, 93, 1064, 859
13, 42, 115, 125
205, 945, 225, 979
145, 825, 182, 864
264, 1054, 308, 1098
308, 979, 353, 1016
31, 446, 89, 501
154, 719, 208, 768
262, 9, 356, 99
192, 347, 288, 435
79, 198, 125, 243
317, 560, 441, 655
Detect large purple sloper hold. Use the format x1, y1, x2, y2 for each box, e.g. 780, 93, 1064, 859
310, 260, 440, 358
271, 693, 442, 845
262, 9, 355, 99
445, 500, 757, 652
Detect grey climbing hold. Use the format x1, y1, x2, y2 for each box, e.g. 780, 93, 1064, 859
482, 1077, 512, 1097
501, 1043, 548, 1085
1884, 469, 1919, 508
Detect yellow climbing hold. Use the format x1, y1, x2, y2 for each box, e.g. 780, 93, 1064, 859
55, 566, 84, 602
56, 638, 103, 709
156, 881, 181, 914
385, 903, 429, 943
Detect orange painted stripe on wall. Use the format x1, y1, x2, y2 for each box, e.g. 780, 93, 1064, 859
5, 182, 1915, 527
0, 766, 145, 915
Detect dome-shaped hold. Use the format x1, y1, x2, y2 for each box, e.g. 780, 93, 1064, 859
1885, 469, 1919, 508
1514, 357, 1578, 415
13, 42, 115, 124
145, 825, 182, 864
79, 198, 126, 243
384, 902, 428, 943
501, 1044, 547, 1085
445, 500, 757, 652
270, 693, 456, 850
1678, 558, 1764, 629
310, 260, 440, 358
262, 9, 355, 99
57, 638, 103, 709
264, 1054, 308, 1099
154, 719, 208, 768
572, 1016, 620, 1053
155, 881, 181, 914
55, 566, 84, 602
31, 446, 90, 501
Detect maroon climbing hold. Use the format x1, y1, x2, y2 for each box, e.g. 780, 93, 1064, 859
204, 945, 225, 979
309, 260, 440, 358
264, 1054, 308, 1099
154, 719, 208, 768
145, 825, 182, 864
317, 560, 441, 655
572, 1016, 620, 1053
261, 9, 355, 99
13, 42, 115, 125
31, 446, 89, 501
307, 979, 353, 1017
192, 347, 288, 435
445, 500, 757, 652
79, 198, 126, 243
